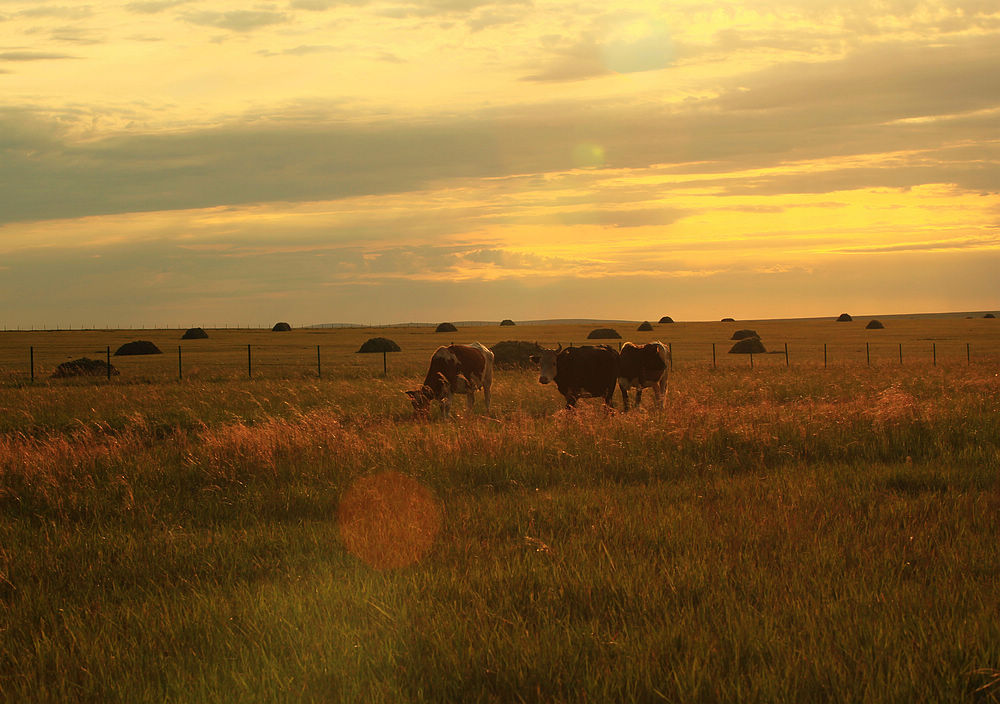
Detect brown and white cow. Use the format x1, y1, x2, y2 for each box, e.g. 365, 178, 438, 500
529, 344, 620, 409
405, 342, 494, 418
618, 341, 670, 411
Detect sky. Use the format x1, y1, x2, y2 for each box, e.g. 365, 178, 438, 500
1, 0, 998, 328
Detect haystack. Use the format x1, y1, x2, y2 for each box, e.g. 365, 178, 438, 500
721, 317, 735, 322
357, 337, 401, 353
490, 340, 544, 368
587, 328, 621, 339
658, 316, 674, 324
52, 358, 119, 378
865, 320, 885, 330
729, 337, 766, 354
985, 313, 996, 319
638, 321, 654, 331
837, 313, 853, 322
731, 329, 758, 340
435, 322, 458, 333
500, 319, 516, 327
272, 322, 292, 332
181, 327, 208, 340
114, 340, 162, 356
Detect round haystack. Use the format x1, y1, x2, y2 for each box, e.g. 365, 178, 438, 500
500, 319, 516, 327
721, 317, 735, 322
587, 327, 622, 340
731, 329, 758, 340
52, 358, 119, 378
836, 313, 853, 322
638, 321, 654, 331
272, 322, 292, 332
729, 337, 766, 354
181, 327, 208, 340
865, 319, 885, 330
985, 313, 996, 319
490, 340, 544, 368
114, 340, 162, 356
658, 316, 674, 324
435, 322, 458, 333
357, 337, 401, 353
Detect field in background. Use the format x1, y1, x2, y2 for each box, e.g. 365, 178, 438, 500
2, 315, 1000, 384
1, 318, 999, 702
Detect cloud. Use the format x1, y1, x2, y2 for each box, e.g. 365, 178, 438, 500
182, 10, 290, 32
125, 0, 192, 13
0, 51, 77, 61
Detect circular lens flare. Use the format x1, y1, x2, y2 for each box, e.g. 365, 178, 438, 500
337, 471, 442, 570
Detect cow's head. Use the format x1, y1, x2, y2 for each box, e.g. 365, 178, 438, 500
404, 385, 435, 414
529, 344, 561, 384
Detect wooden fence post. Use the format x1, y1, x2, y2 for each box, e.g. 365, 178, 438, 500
784, 342, 789, 367
899, 343, 903, 365
712, 343, 716, 369
824, 343, 827, 368
933, 343, 937, 366
866, 342, 870, 366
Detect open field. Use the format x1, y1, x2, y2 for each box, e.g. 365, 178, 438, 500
1, 319, 999, 702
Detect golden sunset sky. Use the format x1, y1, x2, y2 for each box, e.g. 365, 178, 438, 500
1, 0, 998, 326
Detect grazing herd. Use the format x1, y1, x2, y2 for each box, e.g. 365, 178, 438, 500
405, 341, 670, 417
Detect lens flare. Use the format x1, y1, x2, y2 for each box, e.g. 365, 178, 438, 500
337, 471, 442, 570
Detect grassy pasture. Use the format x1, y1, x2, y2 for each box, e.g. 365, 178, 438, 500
1, 318, 999, 702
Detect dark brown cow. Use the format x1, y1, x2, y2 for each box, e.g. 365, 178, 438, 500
405, 342, 494, 418
529, 344, 620, 409
618, 341, 669, 410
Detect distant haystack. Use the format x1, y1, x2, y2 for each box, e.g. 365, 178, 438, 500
731, 329, 758, 341
357, 337, 401, 353
865, 320, 885, 330
587, 328, 621, 340
637, 321, 654, 331
837, 313, 853, 322
658, 316, 674, 324
729, 337, 766, 354
721, 317, 735, 322
272, 322, 292, 332
985, 313, 996, 319
181, 327, 208, 340
490, 340, 543, 368
52, 357, 119, 378
500, 319, 516, 327
435, 322, 458, 333
114, 340, 162, 356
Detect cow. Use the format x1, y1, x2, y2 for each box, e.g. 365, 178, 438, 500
618, 341, 670, 411
405, 342, 494, 418
529, 344, 620, 409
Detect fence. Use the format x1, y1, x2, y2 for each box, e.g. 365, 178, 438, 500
3, 338, 997, 386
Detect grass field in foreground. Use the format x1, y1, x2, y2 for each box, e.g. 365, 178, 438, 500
1, 322, 999, 702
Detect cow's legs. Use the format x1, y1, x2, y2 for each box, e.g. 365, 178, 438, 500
635, 387, 644, 408
619, 382, 631, 411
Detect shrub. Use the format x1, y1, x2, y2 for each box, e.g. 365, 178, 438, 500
357, 337, 402, 353
114, 341, 162, 356
729, 337, 766, 354
587, 328, 621, 340
489, 340, 544, 368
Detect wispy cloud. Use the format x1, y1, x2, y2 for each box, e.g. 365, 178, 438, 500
182, 10, 290, 32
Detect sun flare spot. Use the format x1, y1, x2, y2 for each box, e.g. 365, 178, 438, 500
337, 471, 442, 570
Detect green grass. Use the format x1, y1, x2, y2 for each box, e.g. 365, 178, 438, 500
1, 322, 999, 702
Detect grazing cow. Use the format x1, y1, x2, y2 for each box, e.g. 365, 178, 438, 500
618, 341, 670, 411
405, 342, 494, 418
529, 344, 620, 409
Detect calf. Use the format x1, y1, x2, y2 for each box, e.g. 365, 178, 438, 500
618, 341, 669, 411
530, 344, 620, 409
405, 342, 494, 418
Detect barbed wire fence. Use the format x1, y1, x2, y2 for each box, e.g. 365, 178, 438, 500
3, 338, 997, 386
